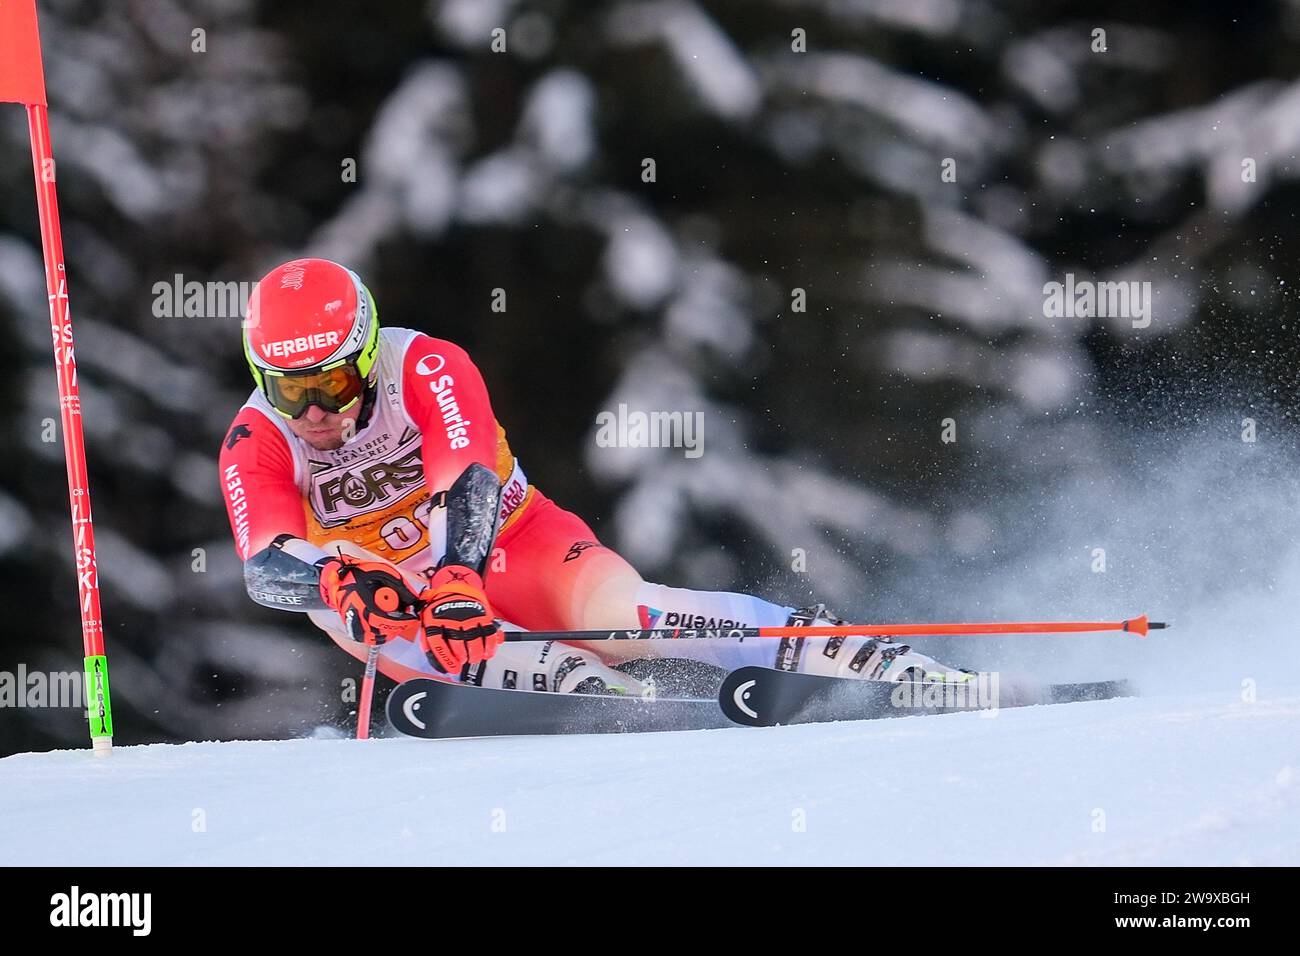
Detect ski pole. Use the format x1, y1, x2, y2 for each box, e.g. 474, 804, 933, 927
501, 615, 1168, 643
356, 643, 381, 740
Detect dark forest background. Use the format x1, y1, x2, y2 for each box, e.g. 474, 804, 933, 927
2, 0, 1299, 754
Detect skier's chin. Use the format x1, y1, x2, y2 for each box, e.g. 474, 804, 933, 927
288, 418, 350, 450
301, 432, 344, 450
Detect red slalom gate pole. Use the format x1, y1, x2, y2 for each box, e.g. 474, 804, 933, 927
2, 1, 114, 752
503, 615, 1168, 643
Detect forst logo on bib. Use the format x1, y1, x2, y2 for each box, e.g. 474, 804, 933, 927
317, 450, 424, 515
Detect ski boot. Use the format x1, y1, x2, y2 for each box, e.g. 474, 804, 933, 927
783, 604, 976, 684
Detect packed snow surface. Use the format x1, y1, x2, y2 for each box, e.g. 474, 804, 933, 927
3, 687, 1297, 865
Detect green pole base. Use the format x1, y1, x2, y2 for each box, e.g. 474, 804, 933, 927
84, 654, 114, 748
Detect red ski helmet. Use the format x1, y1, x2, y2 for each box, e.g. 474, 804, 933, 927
243, 258, 381, 418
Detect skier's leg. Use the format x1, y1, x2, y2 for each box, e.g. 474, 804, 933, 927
617, 587, 970, 680
310, 608, 640, 694
467, 639, 642, 694
488, 492, 785, 667
488, 492, 788, 629
487, 490, 646, 631
769, 605, 973, 683
490, 491, 967, 682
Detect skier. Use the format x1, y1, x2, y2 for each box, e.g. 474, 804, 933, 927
220, 258, 967, 696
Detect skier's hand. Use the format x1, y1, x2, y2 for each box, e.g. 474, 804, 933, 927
318, 555, 422, 646
418, 565, 504, 674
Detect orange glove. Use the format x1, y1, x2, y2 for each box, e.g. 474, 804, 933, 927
418, 565, 504, 674
318, 556, 422, 646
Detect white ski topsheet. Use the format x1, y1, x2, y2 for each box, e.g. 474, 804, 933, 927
1, 686, 1297, 865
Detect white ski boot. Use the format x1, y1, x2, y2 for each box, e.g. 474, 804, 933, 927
783, 604, 975, 683
465, 639, 646, 695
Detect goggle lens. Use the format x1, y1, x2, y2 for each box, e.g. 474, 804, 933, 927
263, 362, 366, 419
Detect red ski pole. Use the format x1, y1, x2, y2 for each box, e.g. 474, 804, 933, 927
356, 643, 381, 740
502, 615, 1168, 643
2, 0, 113, 753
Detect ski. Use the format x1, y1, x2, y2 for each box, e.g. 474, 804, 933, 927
718, 666, 1137, 727
387, 669, 1137, 739
386, 677, 732, 739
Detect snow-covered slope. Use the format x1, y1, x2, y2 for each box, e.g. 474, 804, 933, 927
2, 688, 1297, 866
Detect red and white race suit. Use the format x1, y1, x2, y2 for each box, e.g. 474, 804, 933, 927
220, 327, 955, 691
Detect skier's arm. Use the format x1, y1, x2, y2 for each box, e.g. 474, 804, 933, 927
400, 338, 510, 672
243, 534, 332, 611
219, 408, 330, 611
401, 337, 501, 493
401, 337, 505, 569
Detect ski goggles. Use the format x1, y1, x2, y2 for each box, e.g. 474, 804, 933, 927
261, 360, 368, 419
